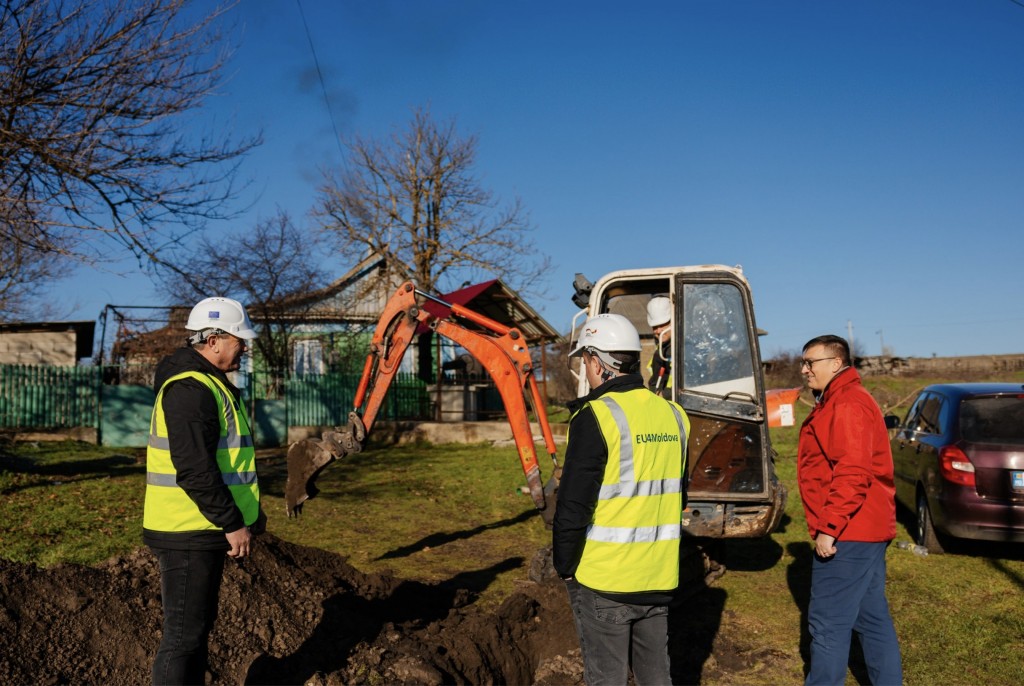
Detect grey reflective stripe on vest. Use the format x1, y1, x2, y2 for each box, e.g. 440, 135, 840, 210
147, 470, 258, 487
594, 395, 687, 501
668, 402, 688, 449
586, 522, 682, 544
147, 434, 254, 452
147, 472, 178, 487
601, 479, 682, 499
597, 396, 634, 484
220, 434, 254, 450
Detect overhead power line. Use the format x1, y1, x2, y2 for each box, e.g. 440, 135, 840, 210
294, 0, 346, 162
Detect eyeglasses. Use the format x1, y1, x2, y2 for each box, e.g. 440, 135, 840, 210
210, 331, 246, 346
800, 356, 837, 369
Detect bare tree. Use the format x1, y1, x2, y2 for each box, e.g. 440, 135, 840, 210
0, 226, 62, 320
538, 338, 580, 405
763, 350, 806, 389
158, 210, 328, 376
0, 0, 259, 288
313, 107, 550, 298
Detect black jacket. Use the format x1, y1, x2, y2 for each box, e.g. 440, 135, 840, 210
552, 373, 676, 605
648, 340, 671, 395
142, 347, 251, 551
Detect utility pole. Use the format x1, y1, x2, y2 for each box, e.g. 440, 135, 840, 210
847, 320, 854, 358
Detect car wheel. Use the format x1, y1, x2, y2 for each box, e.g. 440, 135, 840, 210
916, 492, 946, 554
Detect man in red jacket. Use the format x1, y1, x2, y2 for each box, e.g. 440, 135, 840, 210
797, 335, 902, 686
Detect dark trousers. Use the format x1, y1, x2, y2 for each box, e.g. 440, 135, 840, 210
806, 541, 902, 686
565, 580, 672, 686
151, 547, 226, 686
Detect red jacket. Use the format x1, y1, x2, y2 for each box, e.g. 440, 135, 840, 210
798, 367, 896, 542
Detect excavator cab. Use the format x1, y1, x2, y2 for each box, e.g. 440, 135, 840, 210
570, 266, 786, 539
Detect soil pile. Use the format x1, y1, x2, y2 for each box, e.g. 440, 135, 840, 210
0, 534, 580, 685
0, 534, 784, 684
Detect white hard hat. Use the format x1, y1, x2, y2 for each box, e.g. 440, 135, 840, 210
647, 296, 672, 328
569, 313, 642, 357
186, 297, 258, 340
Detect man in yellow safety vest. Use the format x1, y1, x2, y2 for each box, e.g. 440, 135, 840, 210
143, 296, 265, 685
554, 313, 690, 685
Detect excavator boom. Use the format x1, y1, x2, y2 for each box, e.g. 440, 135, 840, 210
285, 282, 560, 519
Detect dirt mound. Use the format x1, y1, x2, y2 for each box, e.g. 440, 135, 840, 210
0, 534, 779, 684
0, 534, 580, 685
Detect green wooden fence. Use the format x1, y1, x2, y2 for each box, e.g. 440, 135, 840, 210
285, 372, 430, 425
0, 364, 432, 445
0, 364, 101, 429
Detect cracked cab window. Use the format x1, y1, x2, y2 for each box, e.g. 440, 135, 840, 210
682, 283, 755, 398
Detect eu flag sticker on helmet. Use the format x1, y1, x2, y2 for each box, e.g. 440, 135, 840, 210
186, 298, 258, 339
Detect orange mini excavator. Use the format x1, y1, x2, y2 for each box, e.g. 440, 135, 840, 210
284, 281, 561, 522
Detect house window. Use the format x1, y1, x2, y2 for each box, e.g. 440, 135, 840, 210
293, 339, 324, 376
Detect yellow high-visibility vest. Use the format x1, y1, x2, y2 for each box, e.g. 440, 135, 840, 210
143, 371, 259, 532
573, 388, 688, 593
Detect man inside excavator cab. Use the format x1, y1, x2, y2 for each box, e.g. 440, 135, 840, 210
646, 295, 673, 398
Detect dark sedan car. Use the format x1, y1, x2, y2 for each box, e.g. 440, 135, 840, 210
886, 383, 1024, 553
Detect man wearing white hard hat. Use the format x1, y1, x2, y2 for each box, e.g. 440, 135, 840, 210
553, 313, 690, 685
646, 296, 673, 398
143, 296, 265, 685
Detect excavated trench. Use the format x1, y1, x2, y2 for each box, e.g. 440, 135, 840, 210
0, 534, 579, 684
0, 533, 777, 684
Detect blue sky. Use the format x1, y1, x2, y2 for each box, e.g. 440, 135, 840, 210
64, 0, 1024, 358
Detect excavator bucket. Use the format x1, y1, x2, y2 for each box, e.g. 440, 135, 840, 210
285, 412, 366, 516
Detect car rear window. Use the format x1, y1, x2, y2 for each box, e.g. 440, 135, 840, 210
959, 395, 1024, 445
